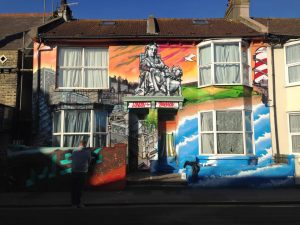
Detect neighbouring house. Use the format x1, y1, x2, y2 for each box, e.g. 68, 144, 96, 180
4, 0, 300, 189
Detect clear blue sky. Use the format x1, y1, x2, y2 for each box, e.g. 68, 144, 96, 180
1, 0, 300, 19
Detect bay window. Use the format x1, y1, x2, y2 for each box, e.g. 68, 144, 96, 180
53, 109, 108, 147
58, 47, 109, 89
285, 41, 300, 85
199, 110, 253, 155
198, 39, 250, 87
289, 113, 300, 153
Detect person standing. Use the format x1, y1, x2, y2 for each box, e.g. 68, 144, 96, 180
71, 140, 91, 208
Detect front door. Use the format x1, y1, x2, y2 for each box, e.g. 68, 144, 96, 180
128, 109, 158, 172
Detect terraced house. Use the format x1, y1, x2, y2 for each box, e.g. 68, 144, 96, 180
4, 0, 300, 189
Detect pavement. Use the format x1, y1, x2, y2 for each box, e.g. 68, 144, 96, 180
1, 186, 300, 207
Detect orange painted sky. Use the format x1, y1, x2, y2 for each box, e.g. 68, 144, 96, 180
109, 45, 198, 83
33, 42, 57, 73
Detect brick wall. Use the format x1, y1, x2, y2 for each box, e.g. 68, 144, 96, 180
0, 50, 19, 107
0, 50, 19, 68
0, 73, 18, 107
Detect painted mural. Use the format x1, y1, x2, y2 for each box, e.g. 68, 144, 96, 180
5, 144, 126, 190
27, 40, 296, 189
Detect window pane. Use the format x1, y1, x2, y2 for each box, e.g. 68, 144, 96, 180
217, 133, 243, 154
52, 135, 61, 147
58, 69, 82, 87
216, 111, 242, 131
64, 135, 90, 147
53, 111, 61, 133
199, 67, 211, 86
64, 110, 90, 133
200, 112, 213, 131
59, 48, 82, 67
245, 111, 252, 132
215, 43, 240, 62
84, 69, 108, 88
288, 65, 300, 83
292, 135, 300, 153
84, 48, 108, 67
201, 134, 214, 154
93, 134, 107, 147
286, 44, 300, 64
246, 133, 253, 154
215, 64, 240, 84
95, 110, 107, 132
199, 45, 211, 65
290, 114, 300, 132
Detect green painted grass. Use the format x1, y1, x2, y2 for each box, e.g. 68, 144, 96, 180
182, 85, 256, 105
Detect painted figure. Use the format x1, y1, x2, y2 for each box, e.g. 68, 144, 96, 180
135, 43, 183, 96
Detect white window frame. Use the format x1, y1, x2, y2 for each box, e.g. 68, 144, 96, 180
198, 109, 254, 156
288, 112, 300, 154
53, 109, 108, 147
197, 39, 250, 88
284, 40, 300, 87
57, 47, 109, 90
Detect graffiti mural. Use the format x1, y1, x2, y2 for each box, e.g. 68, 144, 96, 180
6, 144, 126, 190
253, 46, 269, 104
135, 43, 183, 96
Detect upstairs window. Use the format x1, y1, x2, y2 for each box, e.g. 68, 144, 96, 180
199, 110, 253, 155
198, 39, 250, 87
285, 41, 300, 85
58, 47, 109, 89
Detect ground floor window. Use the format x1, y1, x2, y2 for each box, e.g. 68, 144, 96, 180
199, 110, 253, 155
53, 109, 108, 147
289, 113, 300, 153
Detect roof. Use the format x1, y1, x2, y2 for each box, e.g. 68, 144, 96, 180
255, 18, 300, 37
0, 13, 54, 50
41, 18, 262, 40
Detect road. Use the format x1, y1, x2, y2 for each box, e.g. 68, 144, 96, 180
1, 203, 300, 225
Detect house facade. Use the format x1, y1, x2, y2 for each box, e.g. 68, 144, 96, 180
4, 0, 300, 189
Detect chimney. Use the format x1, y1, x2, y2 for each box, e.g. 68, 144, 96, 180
58, 0, 72, 21
225, 0, 250, 20
147, 15, 158, 35
225, 0, 268, 33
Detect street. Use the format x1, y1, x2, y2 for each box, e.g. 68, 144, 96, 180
1, 203, 300, 225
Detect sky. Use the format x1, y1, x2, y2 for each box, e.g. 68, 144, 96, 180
1, 0, 300, 19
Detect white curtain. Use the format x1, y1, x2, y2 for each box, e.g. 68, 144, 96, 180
200, 112, 213, 131
216, 111, 243, 154
59, 48, 82, 88
242, 47, 249, 85
200, 112, 214, 154
84, 48, 108, 88
199, 67, 211, 86
64, 135, 90, 148
216, 111, 242, 131
214, 43, 240, 84
95, 110, 107, 132
290, 114, 300, 132
64, 110, 90, 133
292, 135, 300, 153
217, 133, 243, 154
53, 111, 61, 133
201, 134, 214, 154
288, 65, 300, 83
199, 46, 212, 86
286, 44, 300, 64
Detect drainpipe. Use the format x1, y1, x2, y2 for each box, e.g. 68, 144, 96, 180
270, 40, 280, 163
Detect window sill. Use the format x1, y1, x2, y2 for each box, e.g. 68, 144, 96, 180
285, 83, 300, 88
55, 88, 109, 92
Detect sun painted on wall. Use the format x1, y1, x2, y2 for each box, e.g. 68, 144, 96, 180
109, 44, 197, 84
